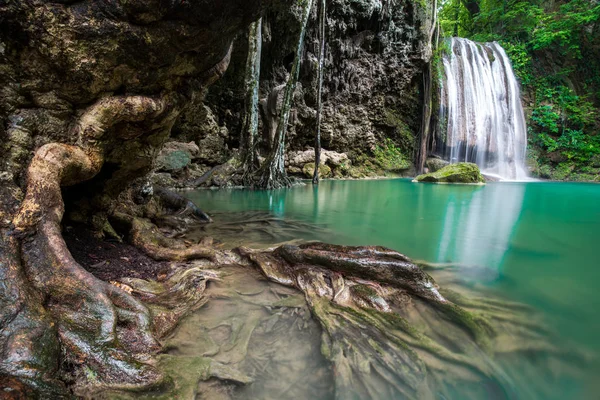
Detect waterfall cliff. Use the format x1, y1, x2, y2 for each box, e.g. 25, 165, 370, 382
436, 38, 528, 180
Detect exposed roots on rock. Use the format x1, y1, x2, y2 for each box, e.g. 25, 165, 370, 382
154, 187, 212, 223
113, 214, 216, 262
8, 95, 186, 393
240, 242, 563, 400
120, 267, 221, 338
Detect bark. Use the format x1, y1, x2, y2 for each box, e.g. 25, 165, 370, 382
312, 0, 327, 185
256, 0, 315, 189
241, 18, 263, 182
418, 0, 439, 173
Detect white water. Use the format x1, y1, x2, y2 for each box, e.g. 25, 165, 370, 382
438, 38, 528, 180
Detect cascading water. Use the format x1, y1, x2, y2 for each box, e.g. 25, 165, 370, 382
436, 38, 528, 180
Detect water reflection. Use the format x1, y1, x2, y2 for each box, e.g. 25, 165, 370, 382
436, 184, 525, 280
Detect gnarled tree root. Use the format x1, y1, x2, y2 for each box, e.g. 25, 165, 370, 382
113, 214, 216, 262
240, 243, 563, 400
119, 267, 221, 338
9, 95, 180, 393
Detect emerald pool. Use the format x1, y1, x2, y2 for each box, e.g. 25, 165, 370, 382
183, 179, 600, 399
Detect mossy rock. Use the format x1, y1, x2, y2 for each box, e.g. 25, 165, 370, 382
414, 162, 485, 184
157, 150, 192, 172
303, 163, 331, 179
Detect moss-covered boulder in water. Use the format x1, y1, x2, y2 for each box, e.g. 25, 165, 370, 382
414, 162, 485, 184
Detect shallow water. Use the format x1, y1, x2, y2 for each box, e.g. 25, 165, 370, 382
181, 179, 600, 399
164, 266, 333, 400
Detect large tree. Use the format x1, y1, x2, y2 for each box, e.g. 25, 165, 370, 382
0, 0, 271, 396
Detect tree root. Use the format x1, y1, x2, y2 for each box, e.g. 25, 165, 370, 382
126, 216, 215, 261
0, 183, 66, 397
120, 267, 221, 338
8, 95, 183, 393
240, 243, 563, 400
153, 186, 212, 223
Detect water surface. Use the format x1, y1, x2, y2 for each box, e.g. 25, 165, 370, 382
185, 179, 600, 398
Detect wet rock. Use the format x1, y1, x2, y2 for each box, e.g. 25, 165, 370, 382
414, 162, 485, 184
288, 149, 350, 168
288, 149, 349, 178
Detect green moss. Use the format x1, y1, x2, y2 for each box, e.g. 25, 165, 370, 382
414, 162, 485, 184
373, 138, 410, 171
538, 164, 553, 179
350, 284, 378, 298
383, 109, 415, 153
302, 163, 331, 179
552, 162, 575, 180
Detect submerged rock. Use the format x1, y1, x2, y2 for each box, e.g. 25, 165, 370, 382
414, 162, 485, 184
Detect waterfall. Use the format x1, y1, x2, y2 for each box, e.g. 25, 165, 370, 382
437, 38, 528, 180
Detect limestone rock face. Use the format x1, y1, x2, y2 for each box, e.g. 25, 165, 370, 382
173, 0, 436, 166
414, 163, 485, 184
156, 141, 201, 171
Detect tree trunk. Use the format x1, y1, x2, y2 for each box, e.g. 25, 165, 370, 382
256, 0, 315, 189
313, 0, 327, 185
241, 17, 263, 183
418, 0, 438, 173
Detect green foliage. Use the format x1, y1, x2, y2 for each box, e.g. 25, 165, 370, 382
499, 41, 533, 85
373, 138, 410, 171
531, 84, 598, 163
439, 0, 600, 179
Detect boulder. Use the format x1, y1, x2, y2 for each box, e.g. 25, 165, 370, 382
157, 150, 192, 172
287, 149, 350, 169
156, 141, 201, 172
425, 157, 450, 173
162, 141, 201, 159
303, 163, 332, 179
197, 135, 229, 165
414, 162, 485, 184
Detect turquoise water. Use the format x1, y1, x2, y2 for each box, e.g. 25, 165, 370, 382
187, 179, 600, 398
